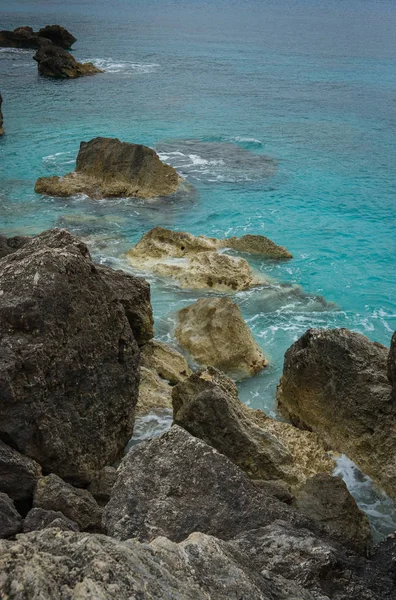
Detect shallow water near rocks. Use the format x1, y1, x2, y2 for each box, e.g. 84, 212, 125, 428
1, 0, 395, 539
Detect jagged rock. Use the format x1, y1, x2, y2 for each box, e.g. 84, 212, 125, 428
0, 27, 52, 49
0, 228, 140, 486
97, 265, 154, 346
0, 493, 22, 538
277, 328, 396, 499
175, 297, 267, 379
33, 45, 102, 78
136, 366, 173, 416
294, 473, 371, 555
126, 226, 290, 290
388, 331, 396, 401
141, 340, 191, 384
0, 92, 3, 135
36, 25, 76, 49
0, 440, 41, 502
87, 467, 117, 507
104, 425, 309, 543
0, 234, 28, 258
23, 508, 79, 533
35, 137, 181, 199
172, 368, 334, 486
34, 474, 102, 532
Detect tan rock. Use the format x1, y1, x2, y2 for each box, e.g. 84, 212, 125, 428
140, 340, 191, 385
136, 367, 173, 416
175, 297, 267, 379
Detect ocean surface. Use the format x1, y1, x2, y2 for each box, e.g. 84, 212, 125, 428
1, 0, 395, 540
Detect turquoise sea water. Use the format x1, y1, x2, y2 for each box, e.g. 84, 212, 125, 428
1, 0, 395, 538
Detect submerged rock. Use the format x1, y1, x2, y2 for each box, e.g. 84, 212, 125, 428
35, 137, 181, 199
0, 493, 22, 539
0, 229, 141, 486
175, 297, 267, 379
36, 25, 76, 49
23, 508, 79, 533
0, 440, 42, 502
277, 328, 396, 499
224, 233, 292, 258
33, 45, 102, 78
172, 368, 334, 486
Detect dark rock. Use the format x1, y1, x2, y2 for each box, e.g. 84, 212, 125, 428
294, 473, 371, 555
0, 228, 140, 486
0, 28, 52, 49
0, 440, 41, 502
0, 234, 29, 258
0, 492, 22, 538
34, 474, 102, 532
388, 331, 396, 400
23, 507, 79, 532
97, 265, 154, 346
35, 137, 181, 199
252, 479, 294, 504
33, 45, 102, 78
277, 328, 396, 499
87, 466, 117, 507
36, 25, 76, 49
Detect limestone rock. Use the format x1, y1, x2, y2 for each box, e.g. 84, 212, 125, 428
33, 45, 102, 78
294, 473, 371, 555
0, 440, 42, 502
277, 328, 396, 499
0, 493, 22, 539
0, 228, 140, 486
172, 368, 334, 486
103, 425, 306, 543
136, 366, 173, 416
35, 137, 181, 199
87, 467, 118, 506
34, 474, 102, 532
140, 339, 191, 384
0, 27, 52, 49
388, 331, 396, 401
0, 92, 3, 135
36, 25, 76, 49
23, 508, 79, 533
175, 297, 267, 379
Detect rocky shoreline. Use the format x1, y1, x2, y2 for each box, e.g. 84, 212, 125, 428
0, 228, 395, 598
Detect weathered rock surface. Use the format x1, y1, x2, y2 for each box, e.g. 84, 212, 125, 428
35, 137, 181, 199
137, 366, 173, 415
34, 474, 102, 532
0, 228, 140, 485
104, 425, 309, 543
0, 440, 42, 502
175, 297, 267, 378
141, 339, 191, 384
388, 331, 396, 401
87, 466, 118, 507
36, 25, 76, 49
173, 368, 334, 486
23, 508, 79, 533
33, 45, 102, 78
277, 328, 396, 499
0, 493, 22, 539
0, 92, 3, 135
0, 27, 52, 49
294, 473, 371, 555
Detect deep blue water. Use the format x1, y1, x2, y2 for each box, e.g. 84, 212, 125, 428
1, 0, 396, 538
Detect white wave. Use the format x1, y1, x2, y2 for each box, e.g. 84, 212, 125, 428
0, 48, 32, 54
86, 58, 159, 74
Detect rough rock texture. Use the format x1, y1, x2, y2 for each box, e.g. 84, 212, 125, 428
87, 467, 118, 507
35, 137, 181, 199
0, 493, 22, 539
294, 473, 371, 555
0, 228, 140, 485
141, 340, 191, 384
97, 265, 154, 346
388, 331, 396, 401
36, 25, 76, 49
23, 508, 79, 533
33, 45, 102, 78
0, 92, 3, 135
173, 368, 334, 486
0, 27, 52, 49
175, 297, 268, 379
104, 425, 309, 543
224, 233, 292, 258
34, 474, 102, 532
0, 440, 42, 502
137, 366, 173, 416
277, 328, 396, 499
0, 234, 28, 258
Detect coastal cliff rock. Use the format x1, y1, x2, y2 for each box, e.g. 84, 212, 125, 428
0, 228, 141, 486
23, 508, 79, 533
0, 440, 42, 502
126, 226, 291, 290
33, 45, 102, 78
277, 328, 396, 499
0, 25, 76, 49
0, 92, 3, 135
35, 137, 181, 199
172, 368, 334, 486
36, 25, 76, 49
175, 297, 267, 378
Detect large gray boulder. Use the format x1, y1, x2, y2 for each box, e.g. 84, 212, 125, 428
0, 440, 41, 502
277, 328, 396, 499
0, 493, 22, 539
0, 228, 141, 486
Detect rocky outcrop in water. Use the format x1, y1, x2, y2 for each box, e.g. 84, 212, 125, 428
277, 328, 396, 499
0, 228, 145, 486
175, 297, 268, 378
35, 137, 181, 199
33, 45, 102, 78
0, 92, 3, 135
172, 367, 335, 485
0, 25, 76, 50
36, 25, 76, 49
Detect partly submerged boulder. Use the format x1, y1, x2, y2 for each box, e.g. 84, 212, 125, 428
33, 45, 102, 78
36, 25, 76, 49
0, 440, 42, 502
277, 328, 396, 499
224, 234, 292, 258
172, 368, 334, 486
175, 297, 267, 379
0, 228, 141, 486
35, 137, 181, 199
